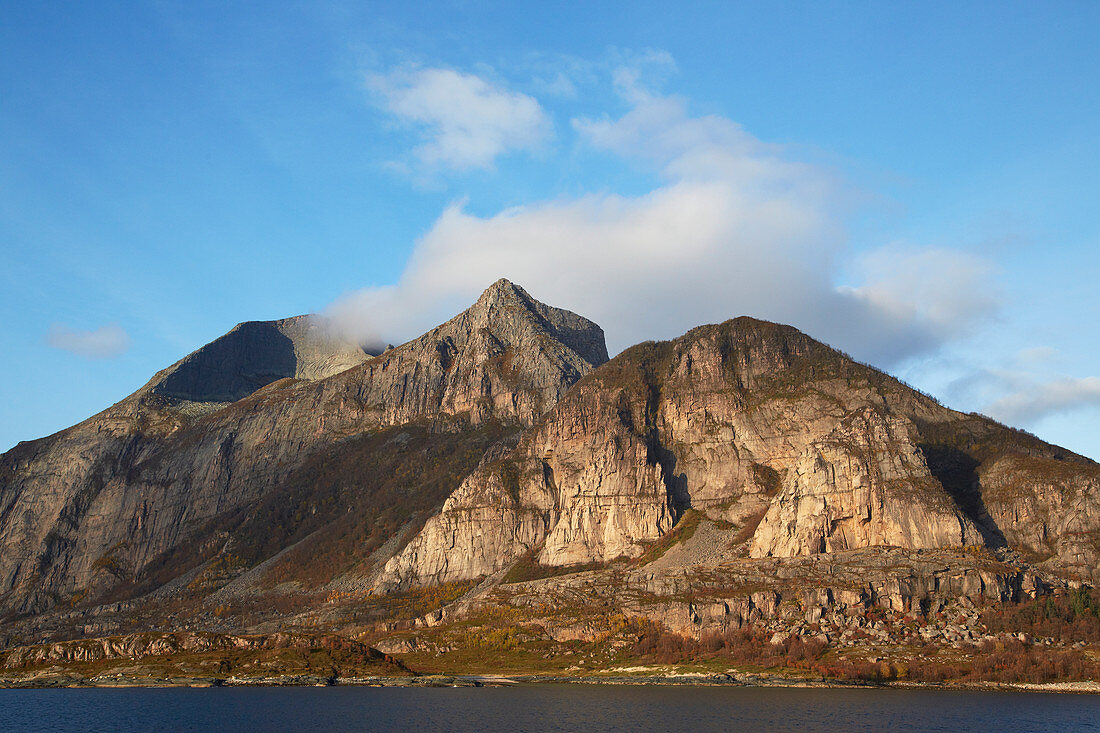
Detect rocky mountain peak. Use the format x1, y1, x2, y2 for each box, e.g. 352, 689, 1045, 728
327, 279, 608, 429
473, 277, 529, 307
145, 314, 371, 405
464, 279, 609, 368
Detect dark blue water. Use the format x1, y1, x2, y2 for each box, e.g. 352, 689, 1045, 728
1, 685, 1098, 732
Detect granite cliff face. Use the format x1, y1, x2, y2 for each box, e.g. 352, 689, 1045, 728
0, 280, 606, 614
747, 408, 979, 557
378, 317, 1100, 590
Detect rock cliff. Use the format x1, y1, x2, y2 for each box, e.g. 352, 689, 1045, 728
0, 280, 606, 613
748, 408, 979, 557
378, 317, 1100, 590
2, 279, 1098, 665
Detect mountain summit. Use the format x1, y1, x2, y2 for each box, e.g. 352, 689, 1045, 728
0, 280, 607, 615
378, 315, 1099, 591
147, 314, 375, 405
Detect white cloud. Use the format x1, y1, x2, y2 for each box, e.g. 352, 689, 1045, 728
46, 323, 131, 359
331, 75, 997, 366
986, 377, 1100, 425
608, 48, 677, 102
841, 245, 1000, 347
929, 347, 1100, 430
367, 66, 551, 170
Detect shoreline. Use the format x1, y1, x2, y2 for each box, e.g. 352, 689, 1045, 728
3, 672, 1099, 694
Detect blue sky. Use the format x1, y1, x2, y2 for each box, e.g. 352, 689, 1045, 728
2, 1, 1099, 459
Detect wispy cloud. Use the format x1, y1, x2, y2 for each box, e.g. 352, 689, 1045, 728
366, 66, 552, 171
331, 56, 998, 366
986, 376, 1100, 425
930, 346, 1100, 429
46, 323, 131, 359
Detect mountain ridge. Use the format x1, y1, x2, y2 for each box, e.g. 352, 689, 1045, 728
0, 280, 606, 615
2, 280, 1098, 688
375, 311, 1099, 592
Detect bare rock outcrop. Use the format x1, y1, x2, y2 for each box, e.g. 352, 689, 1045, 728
377, 376, 674, 589
0, 280, 606, 613
749, 408, 980, 557
379, 317, 1100, 590
318, 278, 606, 428
150, 315, 375, 404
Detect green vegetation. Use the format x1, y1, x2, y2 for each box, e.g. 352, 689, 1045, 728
344, 580, 481, 626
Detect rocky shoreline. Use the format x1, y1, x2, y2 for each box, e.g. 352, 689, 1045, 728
4, 671, 1099, 694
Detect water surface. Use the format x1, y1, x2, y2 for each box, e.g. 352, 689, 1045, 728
2, 685, 1098, 732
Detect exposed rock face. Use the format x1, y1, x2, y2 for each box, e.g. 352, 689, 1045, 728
0, 631, 412, 685
2, 277, 1099, 655
2, 631, 386, 669
150, 315, 374, 404
959, 441, 1100, 577
318, 279, 607, 429
748, 409, 979, 557
377, 352, 676, 590
379, 317, 1100, 590
0, 280, 606, 613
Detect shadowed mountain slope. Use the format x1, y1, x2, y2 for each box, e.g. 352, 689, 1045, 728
149, 315, 376, 404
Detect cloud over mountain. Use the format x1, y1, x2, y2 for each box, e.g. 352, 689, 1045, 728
333, 68, 997, 367
987, 376, 1100, 425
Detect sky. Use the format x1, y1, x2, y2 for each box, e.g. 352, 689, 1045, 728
2, 1, 1099, 459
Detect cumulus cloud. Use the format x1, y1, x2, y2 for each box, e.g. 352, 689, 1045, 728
366, 66, 551, 170
331, 75, 997, 365
46, 323, 131, 359
986, 377, 1100, 425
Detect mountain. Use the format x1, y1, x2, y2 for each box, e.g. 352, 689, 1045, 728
0, 280, 606, 616
378, 315, 1100, 589
2, 280, 1098, 686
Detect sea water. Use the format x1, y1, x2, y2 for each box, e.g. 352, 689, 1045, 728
1, 684, 1098, 732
